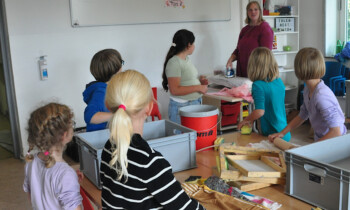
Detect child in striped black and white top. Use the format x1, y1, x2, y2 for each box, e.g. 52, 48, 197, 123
100, 70, 205, 209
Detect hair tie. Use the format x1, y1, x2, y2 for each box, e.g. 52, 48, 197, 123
44, 151, 50, 156
171, 43, 176, 47
118, 104, 126, 111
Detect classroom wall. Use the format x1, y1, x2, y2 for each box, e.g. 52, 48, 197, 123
4, 0, 324, 157
299, 0, 325, 52
5, 0, 241, 156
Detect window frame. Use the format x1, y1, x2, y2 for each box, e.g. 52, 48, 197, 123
324, 0, 348, 56
340, 0, 347, 42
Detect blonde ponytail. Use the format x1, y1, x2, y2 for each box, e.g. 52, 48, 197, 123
106, 70, 152, 181
109, 108, 133, 180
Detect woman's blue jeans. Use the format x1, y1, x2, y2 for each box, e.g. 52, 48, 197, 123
168, 97, 202, 125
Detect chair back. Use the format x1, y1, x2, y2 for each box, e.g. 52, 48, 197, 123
341, 65, 350, 79
80, 187, 94, 210
150, 87, 162, 121
322, 61, 342, 87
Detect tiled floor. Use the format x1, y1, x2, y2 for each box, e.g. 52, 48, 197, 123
0, 122, 314, 210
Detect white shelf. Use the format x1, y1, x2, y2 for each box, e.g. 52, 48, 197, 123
279, 68, 294, 73
273, 50, 298, 55
220, 124, 238, 131
275, 31, 298, 35
263, 15, 299, 18
249, 0, 300, 111
285, 85, 298, 91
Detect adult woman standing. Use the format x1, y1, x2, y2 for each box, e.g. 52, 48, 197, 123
226, 1, 273, 77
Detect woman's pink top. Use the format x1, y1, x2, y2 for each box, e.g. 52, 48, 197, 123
233, 21, 273, 77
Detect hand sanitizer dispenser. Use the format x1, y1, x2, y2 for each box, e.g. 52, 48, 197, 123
38, 56, 48, 80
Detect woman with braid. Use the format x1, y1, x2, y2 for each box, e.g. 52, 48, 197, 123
23, 103, 82, 210
100, 70, 204, 209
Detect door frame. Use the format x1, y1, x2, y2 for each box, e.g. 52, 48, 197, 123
0, 0, 22, 158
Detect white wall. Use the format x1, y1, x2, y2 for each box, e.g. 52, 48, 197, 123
5, 0, 242, 156
299, 0, 325, 52
5, 0, 325, 157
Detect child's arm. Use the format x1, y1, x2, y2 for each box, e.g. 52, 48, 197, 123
240, 82, 265, 130
23, 164, 32, 204
84, 88, 111, 125
268, 115, 305, 141
57, 168, 83, 210
317, 127, 342, 141
90, 112, 113, 124
168, 77, 208, 95
313, 90, 345, 141
237, 109, 264, 130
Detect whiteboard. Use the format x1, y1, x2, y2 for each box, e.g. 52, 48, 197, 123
69, 0, 231, 27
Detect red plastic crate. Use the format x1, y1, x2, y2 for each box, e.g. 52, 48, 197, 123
221, 114, 239, 127
221, 102, 241, 116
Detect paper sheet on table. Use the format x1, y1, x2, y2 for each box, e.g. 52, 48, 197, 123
207, 75, 253, 88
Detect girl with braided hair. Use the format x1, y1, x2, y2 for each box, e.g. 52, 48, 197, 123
23, 103, 82, 210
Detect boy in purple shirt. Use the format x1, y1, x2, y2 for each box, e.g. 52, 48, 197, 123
269, 48, 346, 142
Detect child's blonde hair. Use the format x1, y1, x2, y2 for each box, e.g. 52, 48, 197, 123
294, 47, 325, 80
105, 70, 152, 181
247, 47, 279, 82
26, 103, 74, 168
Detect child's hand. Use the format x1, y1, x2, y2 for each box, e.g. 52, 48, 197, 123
237, 121, 244, 130
238, 120, 250, 130
199, 85, 208, 94
268, 133, 284, 142
199, 75, 208, 85
76, 169, 84, 182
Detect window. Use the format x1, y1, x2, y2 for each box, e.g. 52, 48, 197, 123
347, 0, 350, 41
325, 0, 347, 56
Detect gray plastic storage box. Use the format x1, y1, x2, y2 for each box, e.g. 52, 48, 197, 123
75, 120, 197, 188
285, 134, 350, 210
